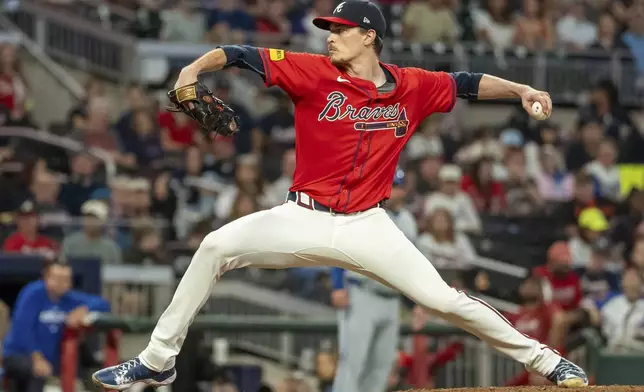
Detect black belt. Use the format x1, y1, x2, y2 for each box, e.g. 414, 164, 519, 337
287, 191, 382, 215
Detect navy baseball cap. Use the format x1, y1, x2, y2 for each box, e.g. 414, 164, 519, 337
313, 0, 387, 39
393, 168, 405, 187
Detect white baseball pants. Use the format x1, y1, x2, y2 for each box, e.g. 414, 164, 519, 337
139, 196, 561, 376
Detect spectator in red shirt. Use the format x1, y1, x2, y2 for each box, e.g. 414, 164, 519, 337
533, 241, 589, 349
158, 108, 198, 150
255, 0, 291, 36
460, 157, 506, 213
3, 200, 58, 259
506, 276, 566, 349
0, 44, 29, 125
505, 276, 566, 386
534, 241, 582, 311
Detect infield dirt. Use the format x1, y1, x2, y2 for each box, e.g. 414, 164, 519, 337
399, 387, 644, 392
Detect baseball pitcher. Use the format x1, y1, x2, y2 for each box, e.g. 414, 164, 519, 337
93, 1, 588, 389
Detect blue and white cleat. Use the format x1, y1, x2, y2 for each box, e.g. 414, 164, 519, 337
547, 357, 589, 388
92, 357, 176, 390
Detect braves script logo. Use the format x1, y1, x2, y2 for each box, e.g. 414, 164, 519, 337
318, 92, 410, 137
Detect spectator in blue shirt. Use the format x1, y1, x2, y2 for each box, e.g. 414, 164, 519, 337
206, 0, 255, 33
58, 152, 102, 216
2, 261, 110, 392
123, 109, 165, 168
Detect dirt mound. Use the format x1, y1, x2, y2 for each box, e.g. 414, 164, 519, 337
399, 387, 644, 392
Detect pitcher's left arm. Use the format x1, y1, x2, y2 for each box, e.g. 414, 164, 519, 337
477, 74, 552, 118
414, 69, 552, 120
451, 72, 552, 118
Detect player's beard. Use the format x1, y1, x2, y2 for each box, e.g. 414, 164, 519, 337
329, 53, 348, 67
328, 48, 354, 67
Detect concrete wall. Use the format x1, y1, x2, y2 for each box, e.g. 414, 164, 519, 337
21, 56, 127, 128
21, 56, 78, 128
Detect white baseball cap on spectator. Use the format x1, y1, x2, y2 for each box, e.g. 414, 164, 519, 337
500, 128, 524, 147
81, 200, 108, 221
438, 164, 462, 182
407, 135, 443, 160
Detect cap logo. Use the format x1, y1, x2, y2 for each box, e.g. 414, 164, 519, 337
334, 2, 345, 14
363, 17, 370, 23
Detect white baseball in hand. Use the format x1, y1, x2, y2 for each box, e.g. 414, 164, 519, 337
531, 101, 549, 120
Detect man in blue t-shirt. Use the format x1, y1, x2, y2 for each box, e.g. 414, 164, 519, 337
2, 261, 110, 392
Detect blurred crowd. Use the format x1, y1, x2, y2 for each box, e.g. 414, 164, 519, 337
26, 0, 644, 77
0, 0, 644, 390
2, 4, 644, 290
2, 24, 644, 338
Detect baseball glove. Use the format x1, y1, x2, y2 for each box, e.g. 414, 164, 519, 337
167, 81, 240, 137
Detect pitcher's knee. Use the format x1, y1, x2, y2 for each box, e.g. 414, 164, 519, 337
197, 232, 233, 270
200, 231, 222, 252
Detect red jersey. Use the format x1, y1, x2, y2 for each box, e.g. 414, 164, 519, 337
505, 303, 560, 343
256, 18, 282, 33
258, 49, 456, 213
158, 111, 196, 146
3, 232, 58, 259
460, 175, 506, 212
533, 265, 582, 311
0, 74, 16, 110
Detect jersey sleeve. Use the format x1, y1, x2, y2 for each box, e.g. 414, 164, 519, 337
257, 48, 323, 100
411, 69, 457, 117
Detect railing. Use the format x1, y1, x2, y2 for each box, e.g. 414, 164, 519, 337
102, 264, 175, 317
0, 126, 116, 179
203, 279, 520, 367
4, 1, 137, 82
0, 31, 21, 43
60, 324, 121, 392
387, 45, 641, 106
5, 0, 643, 105
0, 12, 84, 101
89, 314, 502, 389
58, 314, 596, 390
424, 248, 529, 278
204, 279, 337, 364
